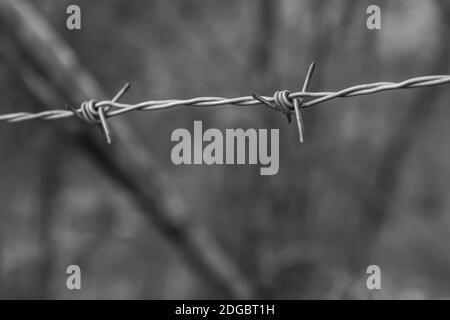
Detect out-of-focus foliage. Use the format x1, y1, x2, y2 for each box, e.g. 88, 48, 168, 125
0, 0, 449, 299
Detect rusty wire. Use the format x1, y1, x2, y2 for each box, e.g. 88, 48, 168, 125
1, 62, 449, 144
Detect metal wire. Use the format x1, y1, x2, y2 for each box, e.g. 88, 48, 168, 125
1, 62, 449, 143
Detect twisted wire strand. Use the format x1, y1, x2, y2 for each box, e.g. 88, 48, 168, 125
2, 75, 449, 124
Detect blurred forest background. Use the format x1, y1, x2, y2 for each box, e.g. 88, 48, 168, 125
0, 0, 449, 299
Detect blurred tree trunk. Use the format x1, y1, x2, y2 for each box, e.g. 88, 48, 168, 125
307, 0, 361, 135
249, 0, 278, 83
247, 0, 280, 129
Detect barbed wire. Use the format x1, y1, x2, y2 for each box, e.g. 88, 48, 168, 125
1, 62, 449, 144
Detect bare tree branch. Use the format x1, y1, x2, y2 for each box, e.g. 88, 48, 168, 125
0, 0, 255, 299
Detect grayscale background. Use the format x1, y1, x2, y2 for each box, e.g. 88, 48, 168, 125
0, 0, 449, 299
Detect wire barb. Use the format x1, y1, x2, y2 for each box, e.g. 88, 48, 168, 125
100, 82, 131, 144
1, 65, 449, 145
295, 62, 316, 143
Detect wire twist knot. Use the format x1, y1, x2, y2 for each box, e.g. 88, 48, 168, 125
273, 90, 294, 123
78, 99, 105, 124
68, 83, 131, 144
